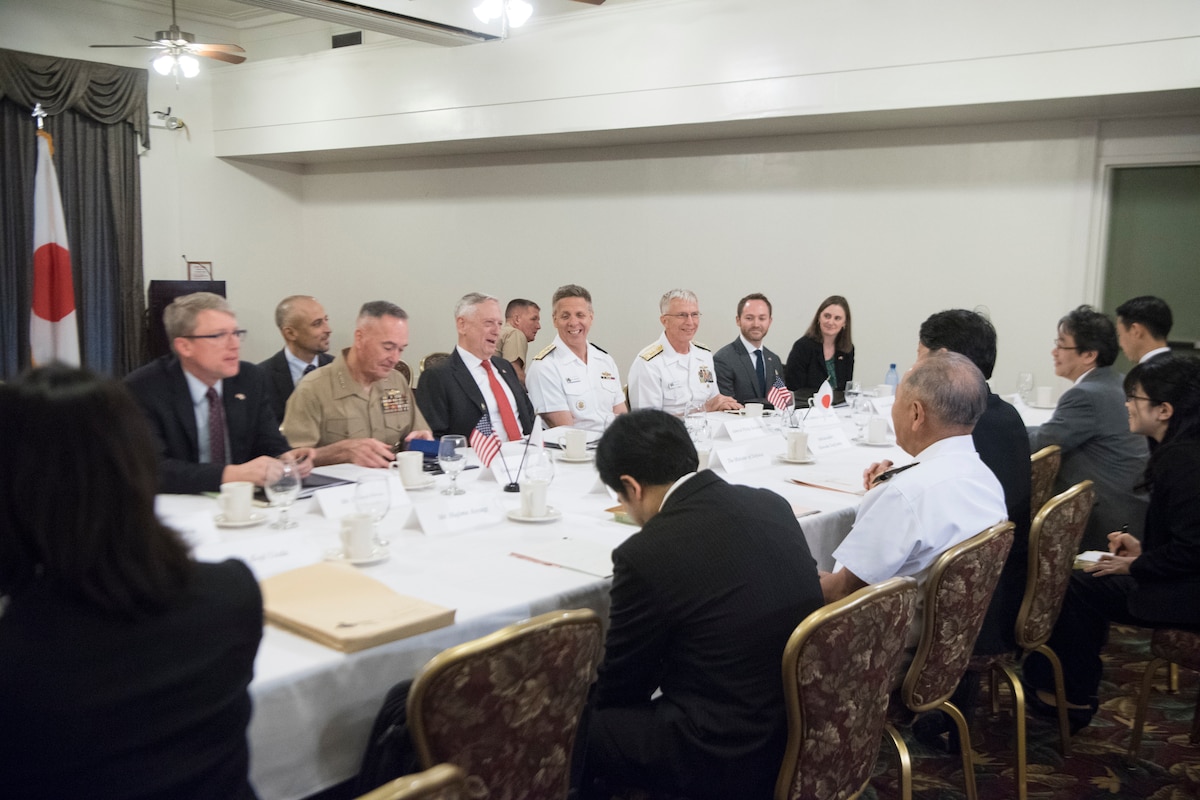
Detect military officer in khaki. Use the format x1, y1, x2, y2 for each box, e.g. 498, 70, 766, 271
282, 301, 432, 467
626, 289, 742, 415
526, 284, 626, 432
497, 298, 541, 386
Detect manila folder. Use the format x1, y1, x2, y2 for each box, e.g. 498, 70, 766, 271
261, 562, 455, 653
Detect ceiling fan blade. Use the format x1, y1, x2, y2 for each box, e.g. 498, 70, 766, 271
191, 42, 246, 55
191, 48, 247, 65
89, 43, 162, 49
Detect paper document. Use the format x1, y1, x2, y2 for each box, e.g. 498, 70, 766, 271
787, 476, 865, 496
511, 537, 615, 578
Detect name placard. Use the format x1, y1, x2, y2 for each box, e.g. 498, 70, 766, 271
806, 423, 854, 453
314, 483, 358, 519
870, 396, 896, 433
712, 439, 774, 474
414, 496, 500, 536
718, 416, 770, 442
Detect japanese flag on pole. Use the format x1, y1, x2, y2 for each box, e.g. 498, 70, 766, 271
30, 129, 79, 366
814, 380, 834, 410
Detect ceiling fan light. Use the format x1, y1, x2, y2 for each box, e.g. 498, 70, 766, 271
474, 0, 503, 24
178, 54, 200, 77
152, 53, 176, 75
506, 0, 533, 27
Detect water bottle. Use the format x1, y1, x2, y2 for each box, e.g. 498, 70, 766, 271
884, 363, 899, 393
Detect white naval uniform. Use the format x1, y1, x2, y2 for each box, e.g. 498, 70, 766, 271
626, 332, 719, 416
526, 335, 624, 432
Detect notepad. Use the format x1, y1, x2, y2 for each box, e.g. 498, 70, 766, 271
511, 538, 615, 578
261, 562, 455, 652
787, 476, 865, 496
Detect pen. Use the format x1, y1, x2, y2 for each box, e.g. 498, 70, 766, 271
871, 462, 919, 486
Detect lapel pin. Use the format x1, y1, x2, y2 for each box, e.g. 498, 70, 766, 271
235, 393, 246, 400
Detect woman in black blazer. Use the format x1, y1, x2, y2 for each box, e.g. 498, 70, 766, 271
0, 367, 262, 800
1024, 355, 1200, 731
784, 295, 855, 392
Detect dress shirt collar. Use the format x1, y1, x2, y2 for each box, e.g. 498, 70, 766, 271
913, 434, 977, 462
1141, 346, 1171, 363
456, 345, 487, 370
1073, 367, 1095, 386
659, 471, 699, 512
284, 347, 321, 385
551, 334, 586, 365
739, 335, 765, 358
660, 332, 691, 362
183, 368, 221, 406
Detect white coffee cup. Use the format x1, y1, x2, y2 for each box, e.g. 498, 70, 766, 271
390, 450, 426, 486
744, 402, 764, 418
519, 478, 550, 518
875, 384, 894, 398
218, 481, 254, 522
786, 430, 809, 461
1036, 386, 1053, 407
340, 513, 377, 560
868, 416, 888, 444
563, 428, 588, 460
696, 444, 712, 471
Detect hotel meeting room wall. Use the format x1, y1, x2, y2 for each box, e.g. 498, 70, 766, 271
3, 0, 1199, 390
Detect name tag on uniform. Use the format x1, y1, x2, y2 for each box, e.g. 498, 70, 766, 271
565, 376, 582, 384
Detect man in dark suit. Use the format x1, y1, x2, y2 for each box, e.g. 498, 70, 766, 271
415, 292, 535, 441
578, 410, 824, 800
1029, 306, 1148, 550
1116, 295, 1173, 367
125, 292, 313, 494
712, 292, 787, 407
258, 295, 334, 423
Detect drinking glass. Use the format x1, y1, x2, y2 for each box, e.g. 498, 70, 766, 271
438, 435, 468, 496
684, 405, 711, 447
355, 474, 391, 547
851, 395, 872, 437
844, 381, 862, 406
1016, 372, 1034, 403
265, 455, 301, 529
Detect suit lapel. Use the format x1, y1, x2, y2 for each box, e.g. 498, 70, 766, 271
450, 351, 487, 414
166, 359, 202, 460
734, 343, 760, 394
493, 357, 531, 429
223, 370, 248, 457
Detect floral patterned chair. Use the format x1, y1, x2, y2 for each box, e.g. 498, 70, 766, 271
775, 576, 919, 800
967, 480, 1094, 799
883, 521, 1015, 800
1029, 445, 1063, 523
407, 609, 603, 800
1130, 627, 1200, 757
356, 763, 468, 800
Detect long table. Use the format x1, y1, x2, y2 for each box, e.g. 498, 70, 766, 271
156, 410, 913, 800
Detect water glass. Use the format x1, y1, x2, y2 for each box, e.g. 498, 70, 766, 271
355, 474, 391, 546
438, 435, 468, 496
265, 455, 301, 529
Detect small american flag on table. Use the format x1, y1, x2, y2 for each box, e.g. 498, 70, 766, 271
768, 376, 793, 411
470, 415, 501, 467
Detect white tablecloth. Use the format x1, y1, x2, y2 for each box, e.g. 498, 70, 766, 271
155, 410, 907, 800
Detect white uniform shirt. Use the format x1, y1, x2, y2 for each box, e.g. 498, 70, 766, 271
526, 335, 624, 432
627, 332, 719, 415
831, 434, 1007, 644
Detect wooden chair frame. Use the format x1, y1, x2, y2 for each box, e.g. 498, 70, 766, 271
355, 763, 467, 800
1029, 444, 1063, 523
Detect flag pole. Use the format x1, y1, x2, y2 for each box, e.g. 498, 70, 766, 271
32, 102, 46, 130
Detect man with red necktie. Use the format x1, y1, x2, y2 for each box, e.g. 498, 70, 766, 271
416, 292, 536, 442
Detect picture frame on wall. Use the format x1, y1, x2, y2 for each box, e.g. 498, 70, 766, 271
187, 261, 214, 280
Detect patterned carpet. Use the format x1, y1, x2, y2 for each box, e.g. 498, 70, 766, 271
864, 625, 1200, 800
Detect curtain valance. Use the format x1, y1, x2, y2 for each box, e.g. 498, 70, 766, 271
0, 48, 148, 149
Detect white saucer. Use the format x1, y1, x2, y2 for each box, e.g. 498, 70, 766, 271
556, 452, 595, 463
507, 506, 563, 524
777, 455, 816, 465
1025, 401, 1057, 410
324, 546, 390, 566
401, 476, 437, 490
214, 511, 268, 529
854, 438, 895, 448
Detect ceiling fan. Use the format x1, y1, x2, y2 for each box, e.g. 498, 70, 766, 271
91, 0, 246, 77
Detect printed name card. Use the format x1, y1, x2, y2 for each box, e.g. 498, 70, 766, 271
717, 416, 769, 442
870, 396, 896, 433
805, 422, 854, 453
414, 495, 500, 536
711, 439, 774, 474
314, 483, 358, 519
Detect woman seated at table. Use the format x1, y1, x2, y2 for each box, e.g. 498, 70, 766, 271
1023, 354, 1200, 731
0, 366, 263, 800
785, 295, 855, 393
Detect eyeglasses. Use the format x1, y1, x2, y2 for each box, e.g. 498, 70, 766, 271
666, 312, 702, 320
1125, 394, 1155, 404
1052, 340, 1079, 351
183, 329, 247, 343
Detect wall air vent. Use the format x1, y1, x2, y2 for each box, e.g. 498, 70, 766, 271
234, 0, 502, 46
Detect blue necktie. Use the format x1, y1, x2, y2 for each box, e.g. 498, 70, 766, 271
754, 349, 766, 398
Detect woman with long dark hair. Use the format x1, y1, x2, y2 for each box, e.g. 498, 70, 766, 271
0, 366, 262, 799
784, 295, 854, 392
1024, 354, 1200, 731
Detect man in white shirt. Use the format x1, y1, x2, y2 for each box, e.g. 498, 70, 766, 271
626, 289, 740, 415
259, 295, 334, 423
526, 284, 627, 432
415, 292, 535, 441
1116, 295, 1173, 365
821, 351, 1007, 644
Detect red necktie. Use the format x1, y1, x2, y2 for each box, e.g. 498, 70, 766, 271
206, 386, 227, 465
481, 359, 521, 440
